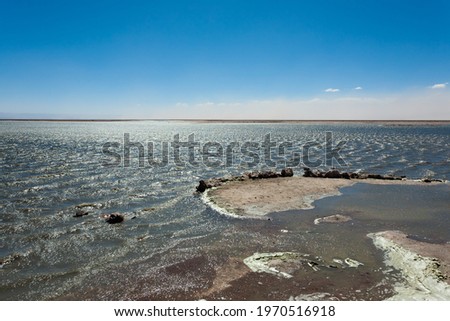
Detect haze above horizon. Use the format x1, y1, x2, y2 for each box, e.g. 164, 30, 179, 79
0, 1, 449, 120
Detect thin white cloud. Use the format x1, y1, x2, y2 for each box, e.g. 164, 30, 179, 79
196, 101, 215, 107
176, 102, 189, 107
354, 86, 363, 90
430, 82, 448, 89
324, 88, 340, 93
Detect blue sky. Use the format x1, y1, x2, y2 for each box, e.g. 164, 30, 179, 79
0, 0, 449, 119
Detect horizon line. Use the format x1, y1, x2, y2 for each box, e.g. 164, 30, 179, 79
0, 118, 449, 123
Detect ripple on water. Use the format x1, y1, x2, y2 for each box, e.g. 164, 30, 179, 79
1, 121, 449, 299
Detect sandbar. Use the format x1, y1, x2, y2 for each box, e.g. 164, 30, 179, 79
205, 176, 441, 217
206, 177, 353, 217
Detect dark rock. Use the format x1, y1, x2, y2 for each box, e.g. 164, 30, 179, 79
303, 167, 317, 177
366, 174, 404, 180
104, 213, 124, 224
249, 171, 260, 179
196, 180, 207, 193
324, 170, 342, 178
422, 178, 443, 183
281, 168, 294, 177
303, 168, 409, 181
258, 170, 279, 179
341, 172, 351, 179
73, 210, 89, 218
350, 172, 360, 179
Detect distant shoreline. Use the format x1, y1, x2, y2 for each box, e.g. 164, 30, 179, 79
1, 119, 449, 125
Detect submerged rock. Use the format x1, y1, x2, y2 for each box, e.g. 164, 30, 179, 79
243, 252, 339, 278
102, 213, 124, 224
332, 258, 344, 266
73, 210, 89, 217
0, 253, 21, 268
314, 214, 352, 225
76, 203, 102, 209
344, 258, 364, 268
290, 292, 340, 301
243, 252, 299, 278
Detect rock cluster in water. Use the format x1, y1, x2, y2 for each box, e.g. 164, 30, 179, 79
196, 167, 445, 193
196, 168, 294, 193
303, 167, 405, 180
303, 167, 444, 183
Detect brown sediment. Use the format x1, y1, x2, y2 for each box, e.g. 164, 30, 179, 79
201, 257, 250, 297
206, 177, 353, 217
202, 257, 392, 301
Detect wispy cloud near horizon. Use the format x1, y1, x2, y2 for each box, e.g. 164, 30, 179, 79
324, 88, 340, 93
148, 90, 450, 120
430, 83, 448, 89
3, 89, 448, 120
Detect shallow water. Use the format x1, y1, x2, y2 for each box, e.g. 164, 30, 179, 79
0, 121, 449, 300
